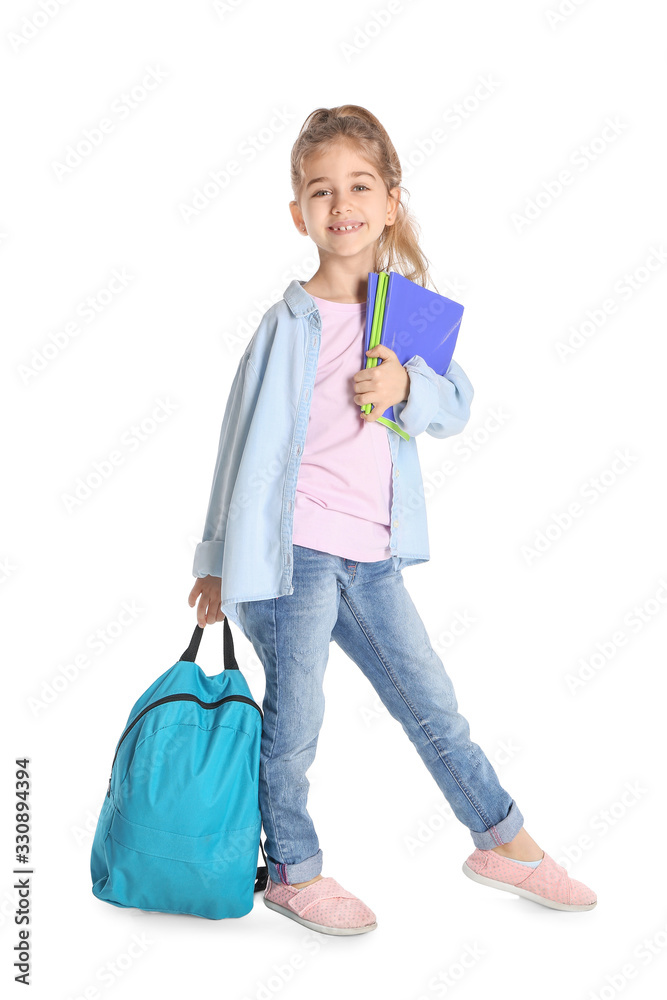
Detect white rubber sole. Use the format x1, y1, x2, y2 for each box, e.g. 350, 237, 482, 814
263, 896, 377, 935
462, 862, 597, 911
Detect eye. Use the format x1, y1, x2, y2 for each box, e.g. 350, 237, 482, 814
312, 185, 369, 197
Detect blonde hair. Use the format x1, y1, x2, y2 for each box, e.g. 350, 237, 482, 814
290, 105, 434, 289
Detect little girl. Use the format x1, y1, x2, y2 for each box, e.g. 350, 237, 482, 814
188, 105, 597, 936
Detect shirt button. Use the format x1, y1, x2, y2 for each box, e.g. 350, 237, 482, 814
393, 520, 399, 528
296, 444, 301, 455
395, 469, 400, 477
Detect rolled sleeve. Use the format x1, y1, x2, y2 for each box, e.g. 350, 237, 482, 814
392, 355, 474, 439
193, 540, 224, 579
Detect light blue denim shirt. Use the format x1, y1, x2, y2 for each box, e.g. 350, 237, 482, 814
193, 279, 474, 635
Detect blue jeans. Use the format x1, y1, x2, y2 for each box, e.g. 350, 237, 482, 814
237, 544, 524, 886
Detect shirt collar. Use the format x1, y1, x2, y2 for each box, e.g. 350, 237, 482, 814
283, 279, 320, 320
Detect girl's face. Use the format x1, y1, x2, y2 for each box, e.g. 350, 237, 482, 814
290, 141, 400, 260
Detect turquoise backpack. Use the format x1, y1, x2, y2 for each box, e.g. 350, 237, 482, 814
90, 619, 268, 919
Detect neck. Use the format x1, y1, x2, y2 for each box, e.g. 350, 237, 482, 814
302, 256, 374, 304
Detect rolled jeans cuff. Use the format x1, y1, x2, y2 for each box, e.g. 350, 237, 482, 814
469, 799, 525, 850
267, 849, 323, 885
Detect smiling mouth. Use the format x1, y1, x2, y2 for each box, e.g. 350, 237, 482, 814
328, 223, 364, 233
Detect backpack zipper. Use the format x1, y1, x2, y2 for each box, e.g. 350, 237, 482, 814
106, 692, 263, 797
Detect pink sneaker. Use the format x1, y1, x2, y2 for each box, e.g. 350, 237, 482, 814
462, 848, 597, 911
263, 875, 377, 935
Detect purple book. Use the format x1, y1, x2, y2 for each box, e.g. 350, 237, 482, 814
362, 270, 465, 440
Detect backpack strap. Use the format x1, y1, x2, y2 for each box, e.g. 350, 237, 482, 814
254, 837, 268, 892
180, 617, 239, 671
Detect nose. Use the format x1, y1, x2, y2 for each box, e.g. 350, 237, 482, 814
330, 191, 354, 214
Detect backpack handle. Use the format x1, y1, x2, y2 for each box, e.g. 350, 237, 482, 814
180, 617, 239, 671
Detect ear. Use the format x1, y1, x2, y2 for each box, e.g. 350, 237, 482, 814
288, 200, 306, 233
385, 186, 401, 227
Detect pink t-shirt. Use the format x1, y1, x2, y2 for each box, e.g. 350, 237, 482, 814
292, 294, 393, 562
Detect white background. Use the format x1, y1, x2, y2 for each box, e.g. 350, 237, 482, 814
3, 1, 666, 998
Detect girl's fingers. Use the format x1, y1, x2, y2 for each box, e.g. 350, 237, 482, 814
190, 579, 223, 625
201, 593, 213, 627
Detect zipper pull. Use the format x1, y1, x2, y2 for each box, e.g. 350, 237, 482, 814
107, 775, 111, 797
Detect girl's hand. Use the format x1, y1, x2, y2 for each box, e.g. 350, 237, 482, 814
354, 344, 411, 422
188, 575, 225, 627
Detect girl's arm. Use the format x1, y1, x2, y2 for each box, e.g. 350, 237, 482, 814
391, 356, 474, 440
